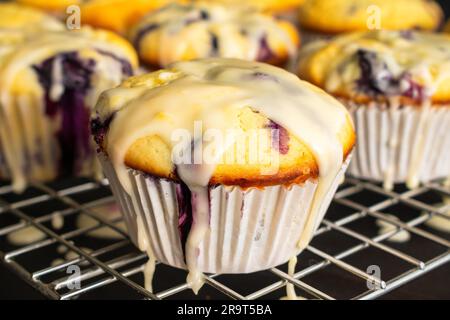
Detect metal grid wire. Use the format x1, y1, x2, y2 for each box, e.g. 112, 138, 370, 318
0, 176, 449, 300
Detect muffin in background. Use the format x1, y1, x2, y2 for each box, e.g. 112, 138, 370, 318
298, 30, 450, 189
0, 2, 64, 31
129, 2, 300, 68
199, 0, 306, 14
0, 27, 138, 192
298, 0, 443, 43
16, 0, 81, 13
92, 58, 355, 293
80, 0, 184, 34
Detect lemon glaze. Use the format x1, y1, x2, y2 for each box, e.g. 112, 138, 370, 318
129, 2, 299, 67
0, 28, 137, 191
96, 58, 353, 293
298, 31, 450, 189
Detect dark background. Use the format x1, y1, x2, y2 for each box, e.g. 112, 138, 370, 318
0, 0, 449, 300
442, 0, 450, 17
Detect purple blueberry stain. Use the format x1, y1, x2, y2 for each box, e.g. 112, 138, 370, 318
91, 112, 116, 150
266, 120, 289, 155
33, 52, 94, 176
96, 50, 133, 76
257, 36, 274, 62
355, 49, 426, 102
199, 10, 209, 20
399, 30, 414, 40
210, 32, 219, 56
176, 182, 193, 260
33, 51, 130, 176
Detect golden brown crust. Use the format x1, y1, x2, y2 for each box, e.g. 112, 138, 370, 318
123, 112, 355, 188
132, 3, 300, 67
297, 31, 450, 106
98, 63, 355, 189
299, 0, 443, 33
80, 0, 178, 34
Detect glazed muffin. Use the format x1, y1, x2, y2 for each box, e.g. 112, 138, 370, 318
0, 27, 138, 192
129, 2, 300, 68
298, 0, 443, 43
298, 30, 450, 189
92, 58, 355, 293
0, 3, 64, 31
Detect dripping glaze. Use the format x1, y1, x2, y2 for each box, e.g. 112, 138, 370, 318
0, 28, 136, 192
130, 2, 299, 67
98, 59, 350, 293
299, 31, 450, 189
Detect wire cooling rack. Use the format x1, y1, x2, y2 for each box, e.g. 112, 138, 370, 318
0, 176, 448, 300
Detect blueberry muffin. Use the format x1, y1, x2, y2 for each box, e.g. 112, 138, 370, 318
92, 58, 355, 293
0, 27, 138, 192
298, 30, 450, 189
129, 2, 300, 68
299, 0, 443, 43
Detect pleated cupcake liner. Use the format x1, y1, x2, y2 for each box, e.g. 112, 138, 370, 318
100, 154, 351, 274
0, 103, 59, 185
346, 101, 450, 186
0, 106, 100, 188
0, 140, 8, 179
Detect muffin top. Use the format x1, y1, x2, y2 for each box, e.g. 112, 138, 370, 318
81, 0, 179, 34
299, 0, 443, 34
0, 27, 138, 191
129, 2, 300, 67
0, 27, 138, 97
0, 3, 64, 31
92, 58, 354, 192
298, 30, 450, 104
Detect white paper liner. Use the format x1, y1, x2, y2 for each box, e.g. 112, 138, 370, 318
0, 106, 99, 186
100, 155, 351, 274
0, 140, 8, 179
0, 102, 58, 183
347, 102, 450, 185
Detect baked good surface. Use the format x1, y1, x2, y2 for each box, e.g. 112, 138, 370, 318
199, 0, 306, 13
129, 2, 300, 67
0, 27, 138, 191
92, 58, 354, 189
0, 3, 64, 31
81, 0, 180, 34
298, 30, 450, 104
299, 0, 443, 34
16, 0, 81, 12
95, 59, 354, 291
